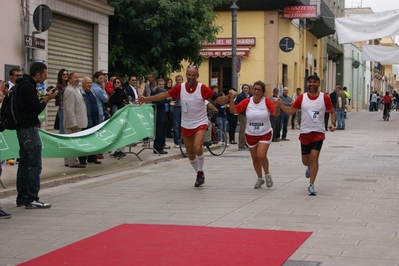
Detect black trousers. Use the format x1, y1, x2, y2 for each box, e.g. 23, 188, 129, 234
227, 113, 238, 142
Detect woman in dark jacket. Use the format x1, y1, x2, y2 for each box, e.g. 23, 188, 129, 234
109, 77, 127, 115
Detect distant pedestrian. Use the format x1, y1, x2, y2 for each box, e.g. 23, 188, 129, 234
275, 75, 336, 196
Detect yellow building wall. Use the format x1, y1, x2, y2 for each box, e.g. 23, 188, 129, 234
172, 11, 323, 98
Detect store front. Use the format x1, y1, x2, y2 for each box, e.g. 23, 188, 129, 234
200, 38, 254, 93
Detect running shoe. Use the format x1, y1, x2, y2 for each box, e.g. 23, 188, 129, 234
265, 174, 273, 187
308, 184, 316, 196
195, 171, 205, 187
254, 178, 265, 189
305, 166, 310, 178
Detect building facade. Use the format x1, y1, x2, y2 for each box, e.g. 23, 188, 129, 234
185, 0, 336, 98
0, 0, 114, 130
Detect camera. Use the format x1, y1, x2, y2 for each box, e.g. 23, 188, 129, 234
46, 85, 55, 92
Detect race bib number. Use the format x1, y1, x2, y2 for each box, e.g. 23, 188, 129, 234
306, 110, 320, 122
249, 122, 264, 132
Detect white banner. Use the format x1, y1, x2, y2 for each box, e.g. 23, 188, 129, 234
363, 45, 399, 64
335, 10, 399, 44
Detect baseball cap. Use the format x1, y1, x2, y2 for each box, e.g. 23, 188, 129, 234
273, 88, 279, 92
306, 75, 320, 81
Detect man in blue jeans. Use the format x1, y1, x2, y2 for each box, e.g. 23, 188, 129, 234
171, 75, 183, 147
335, 85, 347, 130
15, 62, 58, 209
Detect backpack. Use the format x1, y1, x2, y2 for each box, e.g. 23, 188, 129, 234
0, 80, 26, 131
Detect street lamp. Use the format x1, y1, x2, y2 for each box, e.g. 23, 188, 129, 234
230, 0, 239, 90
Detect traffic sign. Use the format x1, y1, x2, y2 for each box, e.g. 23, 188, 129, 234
25, 35, 46, 49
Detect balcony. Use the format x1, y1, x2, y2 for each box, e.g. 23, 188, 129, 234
215, 0, 310, 11
306, 0, 335, 38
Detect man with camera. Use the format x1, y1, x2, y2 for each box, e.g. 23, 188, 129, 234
15, 62, 58, 209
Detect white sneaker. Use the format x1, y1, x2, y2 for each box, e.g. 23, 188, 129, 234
218, 141, 225, 146
254, 178, 265, 189
174, 144, 180, 148
265, 174, 273, 187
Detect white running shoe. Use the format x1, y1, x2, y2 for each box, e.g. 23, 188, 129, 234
254, 178, 265, 189
265, 174, 273, 187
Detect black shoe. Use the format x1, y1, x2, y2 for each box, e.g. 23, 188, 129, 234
0, 209, 11, 219
69, 164, 86, 168
88, 160, 102, 164
154, 150, 168, 154
195, 171, 205, 187
25, 200, 51, 209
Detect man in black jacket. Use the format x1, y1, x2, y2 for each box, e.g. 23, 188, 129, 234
15, 62, 57, 209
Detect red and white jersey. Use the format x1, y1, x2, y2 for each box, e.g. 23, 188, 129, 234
300, 92, 326, 134
168, 82, 215, 129
236, 97, 273, 136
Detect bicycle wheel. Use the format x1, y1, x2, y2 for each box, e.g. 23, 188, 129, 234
179, 135, 188, 157
206, 128, 227, 156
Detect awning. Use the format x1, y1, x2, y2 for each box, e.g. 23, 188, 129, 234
200, 46, 251, 58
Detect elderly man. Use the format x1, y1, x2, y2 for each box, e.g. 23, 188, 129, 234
63, 72, 88, 168
79, 76, 101, 165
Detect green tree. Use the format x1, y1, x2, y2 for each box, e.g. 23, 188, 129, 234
108, 0, 230, 78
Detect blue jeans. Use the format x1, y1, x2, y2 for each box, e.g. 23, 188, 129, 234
337, 108, 345, 129
172, 107, 181, 145
277, 112, 289, 138
216, 116, 227, 142
16, 127, 43, 204
57, 108, 65, 134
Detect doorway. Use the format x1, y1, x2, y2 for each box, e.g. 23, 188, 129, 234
210, 58, 232, 95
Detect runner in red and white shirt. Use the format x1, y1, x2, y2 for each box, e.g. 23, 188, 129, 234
138, 66, 230, 187
274, 75, 336, 196
229, 80, 280, 189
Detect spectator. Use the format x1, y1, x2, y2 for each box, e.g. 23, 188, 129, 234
170, 75, 183, 148
211, 85, 228, 145
15, 62, 57, 208
291, 88, 301, 129
269, 88, 280, 142
336, 85, 346, 130
79, 76, 101, 165
227, 88, 238, 145
63, 72, 88, 168
235, 84, 251, 151
151, 78, 170, 154
54, 68, 69, 134
0, 80, 11, 218
276, 87, 292, 140
91, 71, 108, 123
343, 87, 351, 119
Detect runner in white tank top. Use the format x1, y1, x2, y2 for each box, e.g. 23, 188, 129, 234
138, 66, 230, 188
229, 80, 280, 189
274, 75, 336, 196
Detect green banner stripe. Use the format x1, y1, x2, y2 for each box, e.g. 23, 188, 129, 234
0, 105, 154, 159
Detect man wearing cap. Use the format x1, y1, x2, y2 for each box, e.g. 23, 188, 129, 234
269, 88, 280, 142
274, 75, 336, 196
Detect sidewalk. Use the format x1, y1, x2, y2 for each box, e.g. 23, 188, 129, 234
1, 110, 399, 265
0, 139, 184, 199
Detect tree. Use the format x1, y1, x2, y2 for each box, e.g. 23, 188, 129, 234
108, 0, 230, 78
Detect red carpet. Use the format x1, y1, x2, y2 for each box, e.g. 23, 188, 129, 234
19, 224, 312, 266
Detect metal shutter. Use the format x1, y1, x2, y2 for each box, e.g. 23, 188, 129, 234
47, 13, 94, 131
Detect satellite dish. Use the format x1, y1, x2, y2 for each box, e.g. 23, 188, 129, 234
352, 60, 360, 69
33, 4, 52, 32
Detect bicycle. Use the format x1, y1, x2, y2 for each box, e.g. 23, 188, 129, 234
179, 119, 227, 157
